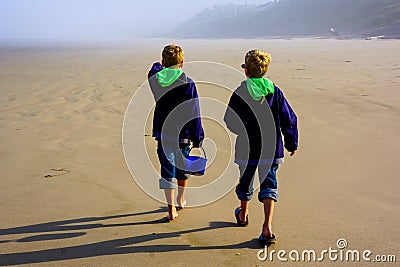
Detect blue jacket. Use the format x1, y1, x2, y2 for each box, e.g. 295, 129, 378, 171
148, 62, 204, 146
224, 81, 298, 164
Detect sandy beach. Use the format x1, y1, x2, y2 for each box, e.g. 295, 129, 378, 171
0, 39, 399, 266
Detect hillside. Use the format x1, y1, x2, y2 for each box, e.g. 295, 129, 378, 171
171, 0, 400, 38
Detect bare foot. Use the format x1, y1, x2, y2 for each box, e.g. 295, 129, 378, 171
262, 224, 273, 237
176, 199, 186, 210
239, 208, 248, 223
167, 212, 179, 221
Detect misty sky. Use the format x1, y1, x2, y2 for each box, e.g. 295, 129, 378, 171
0, 0, 271, 40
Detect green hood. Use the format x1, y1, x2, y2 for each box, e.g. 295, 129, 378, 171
246, 78, 275, 101
156, 68, 183, 87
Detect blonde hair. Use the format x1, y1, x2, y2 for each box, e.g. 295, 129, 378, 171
245, 49, 271, 78
162, 44, 184, 68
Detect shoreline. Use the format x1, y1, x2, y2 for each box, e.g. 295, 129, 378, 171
1, 36, 399, 51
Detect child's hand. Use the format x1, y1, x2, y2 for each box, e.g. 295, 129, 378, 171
289, 150, 296, 156
192, 143, 200, 148
192, 140, 202, 148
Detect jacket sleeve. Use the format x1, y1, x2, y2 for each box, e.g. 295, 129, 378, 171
278, 88, 298, 152
188, 82, 204, 146
148, 62, 163, 79
224, 92, 243, 135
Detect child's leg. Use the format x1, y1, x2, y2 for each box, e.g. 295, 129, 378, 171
176, 179, 187, 208
236, 164, 257, 222
157, 141, 178, 219
258, 164, 279, 236
164, 189, 178, 220
262, 198, 274, 237
176, 144, 190, 208
239, 200, 249, 222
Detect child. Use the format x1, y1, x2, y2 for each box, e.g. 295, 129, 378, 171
148, 44, 204, 220
224, 49, 298, 245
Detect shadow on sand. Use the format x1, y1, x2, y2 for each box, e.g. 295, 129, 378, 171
0, 207, 263, 266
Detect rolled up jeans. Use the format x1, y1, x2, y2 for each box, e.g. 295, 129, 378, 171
157, 141, 190, 189
235, 163, 279, 202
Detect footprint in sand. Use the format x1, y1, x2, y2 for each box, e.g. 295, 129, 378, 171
44, 168, 70, 178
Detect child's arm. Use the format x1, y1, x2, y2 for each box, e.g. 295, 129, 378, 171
278, 89, 298, 154
224, 92, 243, 135
188, 82, 204, 147
147, 62, 163, 79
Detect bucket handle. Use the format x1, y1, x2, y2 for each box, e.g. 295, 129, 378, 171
189, 146, 207, 159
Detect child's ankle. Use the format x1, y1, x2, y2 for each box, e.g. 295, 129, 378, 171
262, 224, 273, 236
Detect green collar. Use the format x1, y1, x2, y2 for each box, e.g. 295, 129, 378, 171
246, 78, 274, 100
156, 68, 183, 87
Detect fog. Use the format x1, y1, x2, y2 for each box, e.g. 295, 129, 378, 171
0, 0, 270, 41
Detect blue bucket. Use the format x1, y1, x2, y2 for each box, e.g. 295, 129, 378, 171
185, 147, 207, 176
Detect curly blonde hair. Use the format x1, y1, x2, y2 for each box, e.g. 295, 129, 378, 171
162, 44, 184, 68
244, 49, 271, 78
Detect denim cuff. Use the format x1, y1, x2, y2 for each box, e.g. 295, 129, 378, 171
159, 177, 177, 189
235, 186, 254, 201
258, 188, 278, 202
